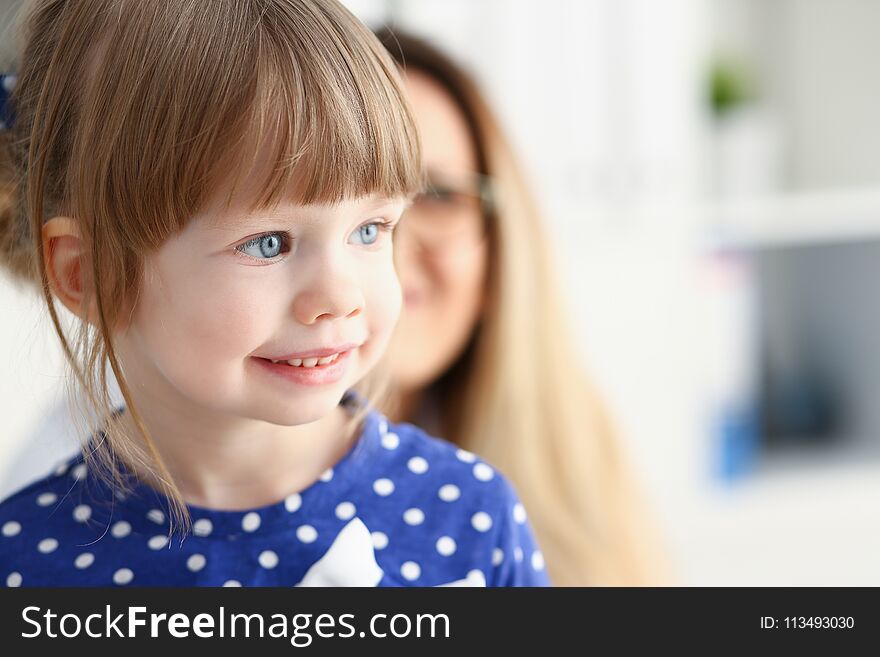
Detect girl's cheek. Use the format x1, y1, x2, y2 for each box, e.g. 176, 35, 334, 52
385, 260, 404, 321
170, 279, 265, 358
367, 262, 403, 335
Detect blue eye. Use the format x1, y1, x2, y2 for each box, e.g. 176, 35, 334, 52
349, 221, 392, 246
236, 232, 288, 261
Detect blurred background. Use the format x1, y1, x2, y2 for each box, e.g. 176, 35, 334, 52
2, 0, 880, 584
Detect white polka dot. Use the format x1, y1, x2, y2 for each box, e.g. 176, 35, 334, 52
438, 484, 460, 502
114, 490, 128, 502
378, 418, 388, 435
513, 503, 527, 524
373, 478, 394, 496
284, 493, 302, 513
531, 550, 545, 571
259, 550, 279, 569
6, 572, 22, 587
296, 525, 317, 543
148, 535, 168, 550
335, 502, 356, 520
223, 580, 242, 587
456, 448, 476, 463
74, 552, 95, 569
54, 462, 69, 476
466, 569, 486, 585
381, 432, 399, 449
2, 521, 21, 537
113, 568, 134, 585
187, 553, 206, 572
320, 468, 334, 482
403, 508, 424, 526
71, 463, 87, 481
2, 75, 16, 92
407, 456, 429, 474
111, 521, 131, 538
436, 536, 456, 556
193, 518, 213, 537
242, 512, 261, 532
147, 509, 165, 525
38, 538, 59, 553
514, 546, 524, 563
371, 531, 388, 550
400, 561, 421, 581
492, 548, 504, 566
473, 463, 494, 482
72, 504, 91, 522
36, 492, 57, 507
471, 512, 492, 532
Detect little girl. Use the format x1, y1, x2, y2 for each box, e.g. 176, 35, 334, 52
0, 0, 549, 587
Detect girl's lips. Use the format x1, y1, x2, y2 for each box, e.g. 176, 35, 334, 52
252, 348, 354, 387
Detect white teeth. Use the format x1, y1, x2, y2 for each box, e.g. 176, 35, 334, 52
269, 353, 341, 367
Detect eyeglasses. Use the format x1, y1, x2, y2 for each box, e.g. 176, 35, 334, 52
395, 170, 494, 257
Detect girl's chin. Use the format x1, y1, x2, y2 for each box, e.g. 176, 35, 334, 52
259, 395, 349, 426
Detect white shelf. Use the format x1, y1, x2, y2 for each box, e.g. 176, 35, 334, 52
670, 438, 880, 585
700, 185, 880, 251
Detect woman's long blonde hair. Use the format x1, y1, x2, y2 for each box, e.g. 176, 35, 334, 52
0, 0, 422, 540
377, 29, 675, 586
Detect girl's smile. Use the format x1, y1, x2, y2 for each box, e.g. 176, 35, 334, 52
251, 344, 360, 387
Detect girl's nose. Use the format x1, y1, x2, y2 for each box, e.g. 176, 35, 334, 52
292, 274, 365, 325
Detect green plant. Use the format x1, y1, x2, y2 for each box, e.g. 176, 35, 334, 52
707, 54, 755, 118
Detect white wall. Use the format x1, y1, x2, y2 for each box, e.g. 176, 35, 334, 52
782, 0, 880, 189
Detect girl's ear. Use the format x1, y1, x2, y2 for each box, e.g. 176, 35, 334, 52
41, 216, 100, 326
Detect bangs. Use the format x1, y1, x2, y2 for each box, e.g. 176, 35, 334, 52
204, 3, 424, 215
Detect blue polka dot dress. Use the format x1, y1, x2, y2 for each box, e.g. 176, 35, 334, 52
0, 399, 551, 587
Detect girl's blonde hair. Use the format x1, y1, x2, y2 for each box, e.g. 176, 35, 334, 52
0, 0, 422, 540
377, 29, 675, 586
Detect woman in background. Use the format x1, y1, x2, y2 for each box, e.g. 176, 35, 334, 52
376, 28, 674, 586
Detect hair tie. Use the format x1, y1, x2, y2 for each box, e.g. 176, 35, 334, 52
0, 73, 17, 132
